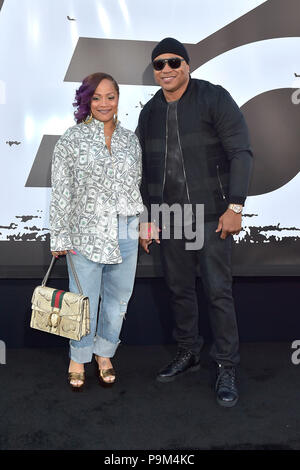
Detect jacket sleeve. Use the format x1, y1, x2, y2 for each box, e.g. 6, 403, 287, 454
213, 86, 253, 205
49, 135, 74, 251
136, 114, 151, 223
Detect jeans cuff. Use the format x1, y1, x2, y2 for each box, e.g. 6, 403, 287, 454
94, 335, 120, 358
69, 342, 94, 364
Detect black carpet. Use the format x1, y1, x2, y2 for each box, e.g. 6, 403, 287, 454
1, 343, 300, 450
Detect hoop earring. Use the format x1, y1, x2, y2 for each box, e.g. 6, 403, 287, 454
114, 113, 118, 125
84, 113, 93, 124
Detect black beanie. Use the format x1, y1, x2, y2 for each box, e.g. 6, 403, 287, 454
151, 37, 190, 64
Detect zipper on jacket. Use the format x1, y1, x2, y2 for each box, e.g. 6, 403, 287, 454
161, 106, 169, 202
216, 164, 226, 200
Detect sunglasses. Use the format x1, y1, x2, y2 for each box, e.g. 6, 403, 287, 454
152, 57, 185, 71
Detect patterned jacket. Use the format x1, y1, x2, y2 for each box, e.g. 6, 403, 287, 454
49, 118, 144, 264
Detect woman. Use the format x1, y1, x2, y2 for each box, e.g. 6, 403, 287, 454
49, 73, 144, 390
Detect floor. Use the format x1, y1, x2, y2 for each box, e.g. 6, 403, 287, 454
0, 342, 299, 450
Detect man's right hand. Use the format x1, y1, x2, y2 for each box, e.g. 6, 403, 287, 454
139, 222, 160, 254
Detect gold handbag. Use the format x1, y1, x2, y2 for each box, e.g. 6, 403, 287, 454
30, 253, 90, 341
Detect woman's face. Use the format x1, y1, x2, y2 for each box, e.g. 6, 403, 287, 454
90, 78, 119, 124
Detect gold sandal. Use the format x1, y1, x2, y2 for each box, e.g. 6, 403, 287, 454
95, 356, 116, 387
99, 367, 116, 387
68, 371, 85, 392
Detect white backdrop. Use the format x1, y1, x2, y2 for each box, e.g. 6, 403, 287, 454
1, 0, 299, 275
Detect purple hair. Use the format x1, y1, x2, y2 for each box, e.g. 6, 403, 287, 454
73, 73, 119, 124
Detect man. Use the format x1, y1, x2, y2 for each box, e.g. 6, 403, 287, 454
137, 37, 253, 407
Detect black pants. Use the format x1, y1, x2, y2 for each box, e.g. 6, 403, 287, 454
159, 221, 239, 366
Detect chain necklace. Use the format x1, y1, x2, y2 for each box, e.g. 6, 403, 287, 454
104, 124, 116, 143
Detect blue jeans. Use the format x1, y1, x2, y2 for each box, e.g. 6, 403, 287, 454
66, 215, 138, 364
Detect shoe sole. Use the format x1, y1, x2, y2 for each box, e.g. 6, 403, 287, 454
70, 384, 84, 392
216, 396, 239, 408
156, 363, 201, 383
98, 377, 116, 388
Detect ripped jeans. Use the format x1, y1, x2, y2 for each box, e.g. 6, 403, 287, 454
66, 215, 138, 363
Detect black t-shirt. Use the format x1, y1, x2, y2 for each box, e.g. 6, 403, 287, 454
162, 101, 193, 228
163, 100, 189, 206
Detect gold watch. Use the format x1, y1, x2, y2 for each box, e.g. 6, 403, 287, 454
228, 203, 243, 214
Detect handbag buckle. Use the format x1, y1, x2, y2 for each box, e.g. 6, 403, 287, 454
49, 312, 60, 328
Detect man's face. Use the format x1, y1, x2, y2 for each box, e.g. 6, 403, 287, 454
153, 53, 190, 95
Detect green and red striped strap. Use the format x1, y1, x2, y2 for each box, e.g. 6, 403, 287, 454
51, 289, 66, 309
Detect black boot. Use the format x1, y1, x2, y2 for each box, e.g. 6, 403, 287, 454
157, 349, 200, 383
215, 364, 239, 407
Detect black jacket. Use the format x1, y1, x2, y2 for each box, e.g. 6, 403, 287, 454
137, 78, 253, 221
